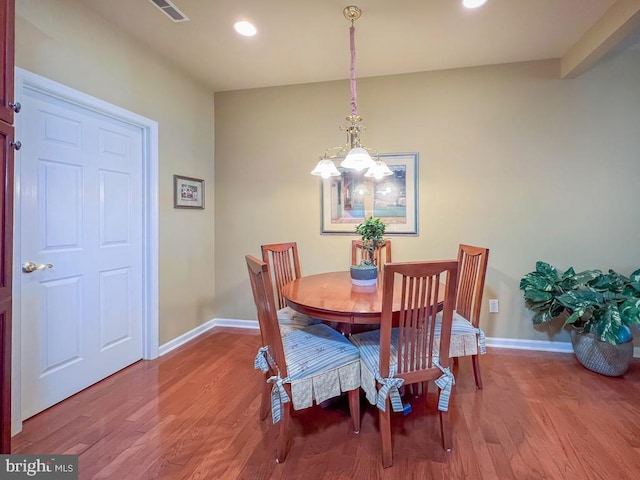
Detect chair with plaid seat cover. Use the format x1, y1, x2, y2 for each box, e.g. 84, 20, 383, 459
246, 255, 361, 463
349, 260, 459, 468
441, 244, 489, 389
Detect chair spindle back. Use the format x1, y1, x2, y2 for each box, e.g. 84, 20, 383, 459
380, 260, 459, 380
456, 244, 489, 329
351, 240, 392, 273
261, 242, 302, 310
245, 255, 287, 377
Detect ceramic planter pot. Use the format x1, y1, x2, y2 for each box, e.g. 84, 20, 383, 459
350, 265, 378, 286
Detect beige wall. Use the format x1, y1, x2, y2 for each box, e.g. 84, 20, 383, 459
13, 0, 640, 348
15, 0, 216, 344
215, 52, 640, 346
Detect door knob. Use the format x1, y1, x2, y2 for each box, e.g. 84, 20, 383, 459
10, 140, 22, 151
22, 261, 54, 273
9, 102, 21, 113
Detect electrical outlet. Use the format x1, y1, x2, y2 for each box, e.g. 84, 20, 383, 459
489, 299, 499, 313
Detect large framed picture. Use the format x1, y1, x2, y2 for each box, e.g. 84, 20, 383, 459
174, 175, 205, 209
321, 152, 418, 235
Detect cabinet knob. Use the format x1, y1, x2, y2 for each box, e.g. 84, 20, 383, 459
10, 140, 22, 151
9, 102, 21, 113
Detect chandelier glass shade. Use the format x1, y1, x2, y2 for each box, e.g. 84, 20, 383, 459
341, 147, 374, 170
310, 158, 341, 178
311, 6, 392, 179
364, 159, 394, 179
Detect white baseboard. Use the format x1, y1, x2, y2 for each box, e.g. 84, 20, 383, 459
158, 319, 217, 356
159, 319, 640, 358
485, 337, 574, 354
158, 318, 258, 356
212, 318, 259, 330
484, 337, 640, 358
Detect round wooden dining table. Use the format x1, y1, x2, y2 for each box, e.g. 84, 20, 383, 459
282, 271, 387, 325
281, 270, 448, 326
282, 271, 477, 355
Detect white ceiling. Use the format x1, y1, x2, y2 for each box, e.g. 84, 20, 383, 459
78, 0, 630, 92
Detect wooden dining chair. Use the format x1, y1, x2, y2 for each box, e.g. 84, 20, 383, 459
261, 242, 320, 333
349, 260, 459, 468
246, 255, 361, 463
449, 244, 490, 389
351, 239, 392, 274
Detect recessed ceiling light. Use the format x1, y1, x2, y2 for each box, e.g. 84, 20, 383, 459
234, 20, 257, 37
462, 0, 488, 8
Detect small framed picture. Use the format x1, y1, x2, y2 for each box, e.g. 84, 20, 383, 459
174, 175, 205, 209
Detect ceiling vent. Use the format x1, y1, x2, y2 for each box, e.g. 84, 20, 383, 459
147, 0, 189, 22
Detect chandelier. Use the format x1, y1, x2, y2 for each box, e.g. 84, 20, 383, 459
311, 6, 392, 180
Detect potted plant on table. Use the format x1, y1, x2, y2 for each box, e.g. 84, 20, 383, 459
350, 216, 387, 286
519, 261, 640, 376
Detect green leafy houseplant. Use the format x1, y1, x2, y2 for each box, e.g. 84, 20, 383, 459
350, 216, 387, 286
355, 216, 387, 266
519, 261, 640, 345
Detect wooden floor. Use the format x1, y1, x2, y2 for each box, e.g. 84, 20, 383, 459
13, 327, 640, 480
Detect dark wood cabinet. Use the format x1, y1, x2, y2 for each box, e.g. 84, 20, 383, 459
0, 0, 14, 454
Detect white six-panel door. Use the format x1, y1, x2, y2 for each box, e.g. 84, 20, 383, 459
20, 88, 144, 419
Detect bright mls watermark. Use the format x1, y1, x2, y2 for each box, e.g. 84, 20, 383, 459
0, 455, 78, 479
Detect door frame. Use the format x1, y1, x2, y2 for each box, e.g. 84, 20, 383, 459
11, 68, 159, 434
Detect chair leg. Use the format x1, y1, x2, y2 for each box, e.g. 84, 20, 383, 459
259, 376, 270, 421
379, 398, 393, 468
409, 382, 427, 397
472, 354, 483, 389
340, 324, 352, 336
348, 388, 361, 434
439, 409, 452, 452
420, 382, 429, 397
275, 401, 291, 463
